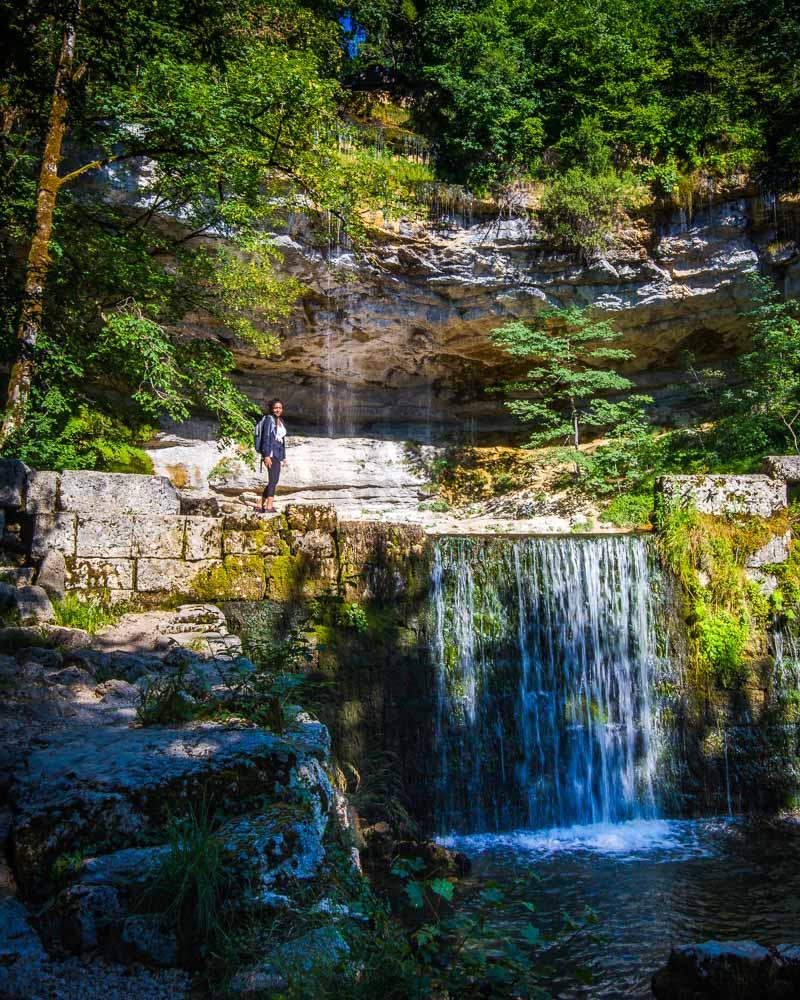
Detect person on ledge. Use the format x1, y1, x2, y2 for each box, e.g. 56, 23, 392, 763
254, 398, 288, 514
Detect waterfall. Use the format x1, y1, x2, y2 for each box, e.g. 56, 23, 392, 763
430, 535, 671, 834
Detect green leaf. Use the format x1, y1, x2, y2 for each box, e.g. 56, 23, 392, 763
405, 881, 425, 908
521, 922, 541, 944
429, 878, 454, 901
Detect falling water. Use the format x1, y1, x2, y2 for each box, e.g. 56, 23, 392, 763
430, 535, 672, 834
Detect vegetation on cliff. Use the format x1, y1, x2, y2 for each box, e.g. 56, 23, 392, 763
347, 0, 800, 192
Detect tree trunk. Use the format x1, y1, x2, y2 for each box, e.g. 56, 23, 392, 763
571, 401, 580, 476
0, 14, 78, 447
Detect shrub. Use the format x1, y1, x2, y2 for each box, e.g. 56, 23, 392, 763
16, 403, 154, 474
539, 167, 648, 257
335, 601, 369, 633
136, 664, 198, 725
695, 608, 749, 687
600, 493, 653, 528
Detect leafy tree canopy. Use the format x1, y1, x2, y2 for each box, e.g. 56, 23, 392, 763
0, 0, 417, 466
346, 0, 800, 188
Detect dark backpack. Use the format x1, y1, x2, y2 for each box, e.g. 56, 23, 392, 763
254, 415, 270, 454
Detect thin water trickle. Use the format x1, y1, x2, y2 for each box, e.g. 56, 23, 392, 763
430, 535, 671, 834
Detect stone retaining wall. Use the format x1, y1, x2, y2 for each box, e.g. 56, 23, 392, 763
1, 462, 427, 604
655, 474, 787, 518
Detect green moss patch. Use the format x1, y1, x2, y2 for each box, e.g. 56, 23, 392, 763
192, 555, 266, 601
658, 506, 790, 687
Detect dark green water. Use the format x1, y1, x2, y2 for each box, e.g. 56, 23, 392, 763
442, 818, 800, 998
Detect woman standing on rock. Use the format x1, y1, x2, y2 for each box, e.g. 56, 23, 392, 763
254, 399, 288, 514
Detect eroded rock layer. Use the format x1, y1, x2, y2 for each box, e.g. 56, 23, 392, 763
224, 193, 800, 433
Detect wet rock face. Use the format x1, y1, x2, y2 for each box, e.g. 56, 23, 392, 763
230, 196, 796, 432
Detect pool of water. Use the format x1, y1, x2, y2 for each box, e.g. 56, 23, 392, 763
440, 819, 800, 998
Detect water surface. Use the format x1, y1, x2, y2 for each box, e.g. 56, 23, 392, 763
442, 819, 800, 998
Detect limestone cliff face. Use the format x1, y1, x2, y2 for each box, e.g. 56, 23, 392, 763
228, 192, 800, 436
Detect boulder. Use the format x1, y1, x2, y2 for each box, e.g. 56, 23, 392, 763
651, 940, 795, 999
77, 845, 169, 891
229, 926, 349, 996
763, 456, 800, 483
14, 585, 54, 625
40, 625, 92, 651
0, 898, 47, 997
58, 470, 180, 515
746, 531, 792, 568
10, 718, 330, 895
36, 549, 67, 598
0, 459, 28, 509
221, 776, 331, 896
38, 882, 124, 953
121, 915, 179, 967
0, 581, 15, 611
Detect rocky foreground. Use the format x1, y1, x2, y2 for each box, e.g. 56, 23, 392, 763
0, 599, 357, 999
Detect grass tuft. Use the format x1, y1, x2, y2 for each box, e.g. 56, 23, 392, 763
52, 593, 123, 634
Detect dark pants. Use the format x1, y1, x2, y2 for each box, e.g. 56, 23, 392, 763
263, 459, 281, 500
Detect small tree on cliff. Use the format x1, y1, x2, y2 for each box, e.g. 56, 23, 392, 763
490, 306, 651, 468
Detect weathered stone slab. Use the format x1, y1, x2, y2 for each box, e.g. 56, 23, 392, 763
36, 550, 67, 598
193, 555, 267, 600
69, 559, 134, 591
59, 470, 180, 514
223, 513, 283, 533
135, 557, 218, 593
25, 470, 59, 513
222, 514, 284, 556
179, 492, 221, 516
746, 531, 792, 568
10, 720, 330, 895
0, 459, 28, 508
184, 517, 223, 560
31, 513, 77, 559
655, 474, 787, 518
132, 515, 186, 558
76, 515, 134, 558
763, 455, 800, 483
285, 503, 338, 534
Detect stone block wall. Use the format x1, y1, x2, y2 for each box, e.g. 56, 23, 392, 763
655, 474, 787, 519
1, 462, 429, 604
